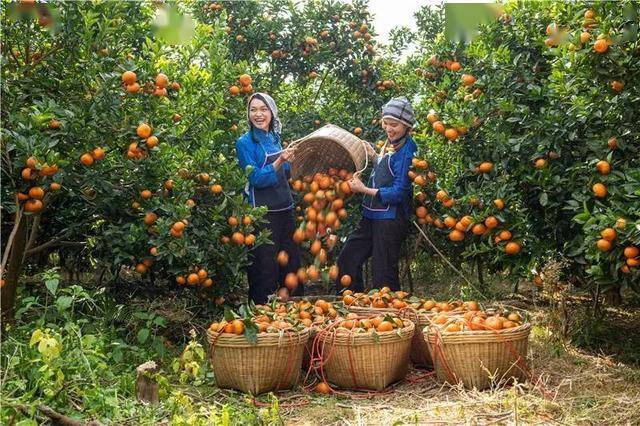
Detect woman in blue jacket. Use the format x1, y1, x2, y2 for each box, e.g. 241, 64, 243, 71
335, 98, 417, 292
236, 93, 302, 303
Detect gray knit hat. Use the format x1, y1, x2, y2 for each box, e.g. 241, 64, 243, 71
381, 97, 415, 128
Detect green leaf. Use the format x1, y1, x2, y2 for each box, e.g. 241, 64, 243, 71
45, 279, 59, 296
55, 296, 73, 313
244, 319, 258, 345
137, 328, 150, 344
539, 192, 548, 206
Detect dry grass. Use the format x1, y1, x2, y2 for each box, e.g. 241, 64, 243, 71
267, 305, 640, 425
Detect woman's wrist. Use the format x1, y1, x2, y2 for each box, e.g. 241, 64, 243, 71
362, 187, 378, 197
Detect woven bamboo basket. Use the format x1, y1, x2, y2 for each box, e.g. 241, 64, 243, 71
206, 328, 310, 395
289, 124, 372, 178
317, 320, 415, 390
346, 305, 434, 368
424, 323, 531, 390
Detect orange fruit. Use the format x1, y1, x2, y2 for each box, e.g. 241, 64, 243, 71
244, 233, 256, 246
144, 212, 157, 226
227, 216, 239, 227
239, 74, 252, 86
121, 70, 137, 85
92, 147, 106, 160
353, 127, 362, 136
484, 216, 499, 229
498, 230, 512, 241
136, 123, 152, 139
329, 265, 339, 280
28, 186, 45, 200
611, 80, 624, 92
310, 239, 322, 255
432, 121, 445, 133
584, 9, 596, 19
315, 382, 332, 394
155, 73, 169, 88
231, 232, 245, 245
449, 230, 465, 242
534, 158, 547, 169
461, 74, 476, 86
607, 137, 618, 150
187, 273, 199, 285
623, 246, 639, 259
140, 189, 152, 199
146, 136, 158, 149
26, 156, 37, 169
472, 223, 486, 235
126, 82, 140, 93
24, 199, 43, 212
596, 239, 611, 251
176, 276, 186, 285
135, 263, 148, 274
376, 321, 394, 332
426, 112, 438, 123
593, 39, 608, 53
284, 272, 298, 290
449, 61, 461, 71
600, 228, 616, 242
627, 258, 640, 267
478, 162, 493, 173
596, 160, 611, 175
229, 85, 241, 96
485, 316, 504, 330
340, 274, 352, 287
580, 31, 591, 43
493, 199, 505, 210
444, 128, 459, 141
172, 221, 185, 232
277, 251, 289, 267
592, 183, 607, 198
49, 182, 61, 191
232, 319, 245, 335
80, 153, 94, 166
505, 241, 521, 255
210, 184, 223, 194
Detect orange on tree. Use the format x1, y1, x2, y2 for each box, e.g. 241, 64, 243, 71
600, 228, 616, 242
155, 73, 169, 88
80, 153, 94, 166
136, 123, 152, 138
596, 239, 612, 251
593, 38, 608, 53
505, 241, 521, 255
121, 70, 136, 85
596, 160, 611, 175
623, 246, 639, 259
592, 183, 607, 198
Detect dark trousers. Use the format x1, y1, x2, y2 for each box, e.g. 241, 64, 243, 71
335, 216, 408, 293
248, 209, 302, 304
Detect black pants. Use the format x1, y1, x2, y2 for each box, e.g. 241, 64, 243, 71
248, 209, 302, 304
334, 216, 408, 293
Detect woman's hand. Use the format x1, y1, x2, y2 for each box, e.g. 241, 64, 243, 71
280, 148, 295, 163
274, 149, 295, 170
349, 175, 379, 197
348, 176, 366, 193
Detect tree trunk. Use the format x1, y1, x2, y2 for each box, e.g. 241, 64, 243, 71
1, 217, 28, 326
604, 287, 622, 306
136, 361, 159, 405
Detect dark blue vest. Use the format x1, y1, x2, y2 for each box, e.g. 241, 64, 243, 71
362, 153, 396, 216
251, 139, 293, 211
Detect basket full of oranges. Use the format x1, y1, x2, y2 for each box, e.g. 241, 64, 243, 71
342, 287, 477, 368
424, 308, 531, 390
206, 308, 311, 395
314, 313, 415, 391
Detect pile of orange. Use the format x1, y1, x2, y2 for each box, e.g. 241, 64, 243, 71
121, 71, 179, 96
429, 308, 526, 333
425, 110, 467, 142
333, 312, 408, 333
175, 267, 213, 288
341, 287, 476, 315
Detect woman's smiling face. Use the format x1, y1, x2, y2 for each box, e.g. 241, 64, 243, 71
382, 117, 409, 141
249, 97, 272, 131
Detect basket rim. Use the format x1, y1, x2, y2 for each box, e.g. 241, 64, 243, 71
425, 322, 532, 337
207, 327, 311, 347
317, 320, 415, 344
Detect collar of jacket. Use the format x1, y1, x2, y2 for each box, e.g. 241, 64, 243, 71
251, 127, 277, 143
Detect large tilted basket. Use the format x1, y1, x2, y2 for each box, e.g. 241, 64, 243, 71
289, 124, 372, 178
316, 320, 415, 390
206, 328, 310, 395
424, 323, 531, 390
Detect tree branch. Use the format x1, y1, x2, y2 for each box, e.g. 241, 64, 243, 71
24, 239, 86, 257
0, 206, 23, 278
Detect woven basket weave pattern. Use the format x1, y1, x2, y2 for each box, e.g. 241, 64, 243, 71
290, 124, 368, 178
207, 328, 310, 395
346, 306, 432, 367
318, 321, 415, 390
424, 323, 531, 390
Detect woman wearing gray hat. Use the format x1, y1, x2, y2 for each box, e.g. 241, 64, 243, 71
236, 93, 302, 303
335, 97, 417, 292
